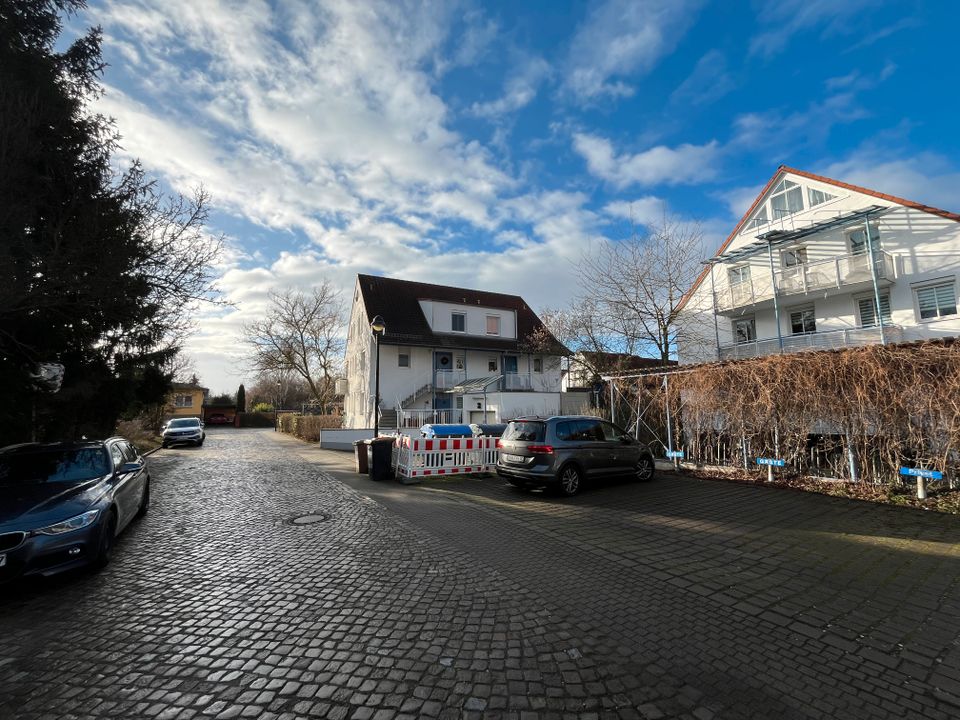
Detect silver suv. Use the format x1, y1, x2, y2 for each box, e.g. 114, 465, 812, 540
496, 415, 655, 496
161, 417, 205, 448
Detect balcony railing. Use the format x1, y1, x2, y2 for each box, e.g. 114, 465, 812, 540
398, 408, 464, 428
714, 251, 895, 312
718, 325, 903, 360
502, 373, 561, 392
434, 369, 466, 389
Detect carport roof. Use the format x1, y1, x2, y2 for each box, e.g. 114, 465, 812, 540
445, 375, 503, 393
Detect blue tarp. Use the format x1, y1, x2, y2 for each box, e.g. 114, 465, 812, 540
419, 424, 473, 438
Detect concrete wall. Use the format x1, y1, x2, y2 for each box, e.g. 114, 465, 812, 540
318, 428, 374, 451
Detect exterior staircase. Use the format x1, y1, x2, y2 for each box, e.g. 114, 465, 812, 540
400, 383, 433, 410
378, 408, 398, 431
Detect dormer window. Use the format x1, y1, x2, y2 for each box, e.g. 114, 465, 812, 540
770, 179, 803, 220
451, 312, 466, 332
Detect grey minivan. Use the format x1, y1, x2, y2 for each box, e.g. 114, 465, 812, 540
496, 415, 655, 496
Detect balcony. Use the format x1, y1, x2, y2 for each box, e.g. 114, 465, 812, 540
714, 251, 895, 313
502, 373, 561, 392
718, 325, 903, 360
434, 369, 467, 389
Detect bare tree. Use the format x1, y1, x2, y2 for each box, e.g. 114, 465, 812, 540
576, 214, 706, 362
243, 282, 345, 407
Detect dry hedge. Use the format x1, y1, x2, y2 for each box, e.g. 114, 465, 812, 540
278, 414, 343, 441
621, 340, 960, 483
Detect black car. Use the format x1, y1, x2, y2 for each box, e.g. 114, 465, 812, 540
0, 438, 150, 582
496, 415, 655, 496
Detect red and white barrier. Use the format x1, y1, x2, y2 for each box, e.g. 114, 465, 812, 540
392, 435, 499, 481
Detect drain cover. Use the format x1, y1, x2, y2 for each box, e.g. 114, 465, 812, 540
290, 513, 330, 525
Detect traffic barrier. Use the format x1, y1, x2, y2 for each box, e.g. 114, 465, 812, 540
392, 435, 499, 481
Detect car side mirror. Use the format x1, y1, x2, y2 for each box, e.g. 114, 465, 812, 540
120, 461, 143, 473
620, 436, 633, 444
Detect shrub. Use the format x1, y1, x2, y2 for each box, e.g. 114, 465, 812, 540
237, 412, 275, 428
276, 413, 343, 441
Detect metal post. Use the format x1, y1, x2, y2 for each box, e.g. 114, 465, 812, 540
865, 215, 886, 345
767, 240, 784, 352
610, 380, 616, 425
664, 375, 677, 468
373, 332, 381, 437
707, 261, 722, 360
916, 477, 927, 499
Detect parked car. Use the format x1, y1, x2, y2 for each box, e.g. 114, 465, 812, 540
161, 417, 205, 448
470, 423, 507, 437
0, 438, 150, 582
496, 415, 655, 496
206, 414, 231, 425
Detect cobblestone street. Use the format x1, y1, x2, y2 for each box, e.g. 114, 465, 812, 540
1, 428, 959, 719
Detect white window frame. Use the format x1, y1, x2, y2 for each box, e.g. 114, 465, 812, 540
855, 292, 892, 328
913, 277, 958, 323
781, 246, 808, 268
788, 305, 816, 335
807, 187, 837, 207
847, 226, 880, 256
769, 179, 804, 220
398, 352, 410, 368
487, 358, 498, 372
485, 315, 501, 336
533, 357, 543, 373
733, 316, 756, 345
451, 312, 466, 333
729, 265, 751, 286
174, 394, 193, 408
747, 205, 769, 230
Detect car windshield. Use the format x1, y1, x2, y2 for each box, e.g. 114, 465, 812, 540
168, 419, 200, 428
0, 448, 110, 485
502, 421, 545, 442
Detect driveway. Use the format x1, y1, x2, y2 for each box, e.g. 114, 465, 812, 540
1, 428, 958, 720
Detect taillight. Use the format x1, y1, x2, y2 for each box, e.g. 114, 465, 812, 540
496, 439, 502, 448
527, 445, 554, 454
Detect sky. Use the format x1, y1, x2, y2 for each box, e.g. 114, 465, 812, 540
74, 0, 960, 393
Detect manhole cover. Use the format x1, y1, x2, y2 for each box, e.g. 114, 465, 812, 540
290, 513, 330, 525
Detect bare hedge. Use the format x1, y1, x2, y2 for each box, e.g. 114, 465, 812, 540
619, 339, 960, 483
278, 413, 343, 441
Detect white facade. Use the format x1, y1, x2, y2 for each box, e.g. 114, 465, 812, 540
678, 168, 960, 364
343, 277, 565, 429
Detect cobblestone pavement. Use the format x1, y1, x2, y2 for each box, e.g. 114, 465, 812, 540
0, 430, 957, 720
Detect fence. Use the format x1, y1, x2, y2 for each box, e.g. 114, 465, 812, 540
392, 435, 498, 481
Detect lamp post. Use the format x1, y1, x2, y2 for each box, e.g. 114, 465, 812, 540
370, 315, 386, 437
274, 380, 281, 431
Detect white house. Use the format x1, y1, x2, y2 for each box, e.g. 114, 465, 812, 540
343, 274, 568, 429
678, 166, 960, 364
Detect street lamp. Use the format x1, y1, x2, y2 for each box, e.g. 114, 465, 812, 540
370, 315, 386, 437
274, 380, 281, 431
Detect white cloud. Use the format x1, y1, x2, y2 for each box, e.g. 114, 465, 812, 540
603, 197, 668, 226
750, 0, 878, 58
670, 50, 735, 107
819, 150, 960, 214
564, 0, 704, 100
469, 57, 552, 119
573, 133, 720, 188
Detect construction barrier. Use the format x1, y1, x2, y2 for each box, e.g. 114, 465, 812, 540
392, 435, 499, 481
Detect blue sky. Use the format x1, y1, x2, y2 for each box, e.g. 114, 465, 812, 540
78, 0, 959, 391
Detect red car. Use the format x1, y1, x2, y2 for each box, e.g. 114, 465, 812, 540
206, 414, 232, 425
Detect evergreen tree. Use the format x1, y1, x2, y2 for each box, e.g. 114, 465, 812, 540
236, 384, 246, 413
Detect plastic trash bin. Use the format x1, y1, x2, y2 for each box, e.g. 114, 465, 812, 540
353, 440, 369, 473
368, 437, 395, 481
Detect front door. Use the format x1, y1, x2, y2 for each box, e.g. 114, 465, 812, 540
434, 351, 453, 389
503, 356, 518, 374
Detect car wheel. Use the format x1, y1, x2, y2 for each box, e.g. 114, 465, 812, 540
196, 439, 204, 447
557, 464, 582, 496
93, 510, 117, 570
136, 480, 150, 518
635, 456, 655, 482
161, 442, 169, 449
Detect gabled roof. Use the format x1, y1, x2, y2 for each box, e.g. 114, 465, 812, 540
678, 165, 960, 311
355, 274, 568, 354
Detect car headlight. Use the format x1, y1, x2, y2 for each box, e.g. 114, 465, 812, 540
35, 509, 100, 535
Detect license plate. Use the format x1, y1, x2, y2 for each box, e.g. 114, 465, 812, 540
502, 453, 526, 463
0, 554, 6, 568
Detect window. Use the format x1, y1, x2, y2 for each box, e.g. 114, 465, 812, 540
781, 247, 807, 268
857, 294, 891, 328
729, 265, 751, 286
916, 281, 958, 320
174, 394, 193, 408
847, 227, 880, 256
109, 444, 124, 469
807, 188, 837, 207
486, 315, 501, 335
120, 442, 138, 463
747, 205, 769, 230
488, 359, 497, 372
600, 421, 629, 442
533, 358, 543, 373
790, 307, 816, 335
455, 396, 463, 409
451, 313, 466, 332
770, 179, 804, 219
734, 317, 756, 344
398, 353, 409, 367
